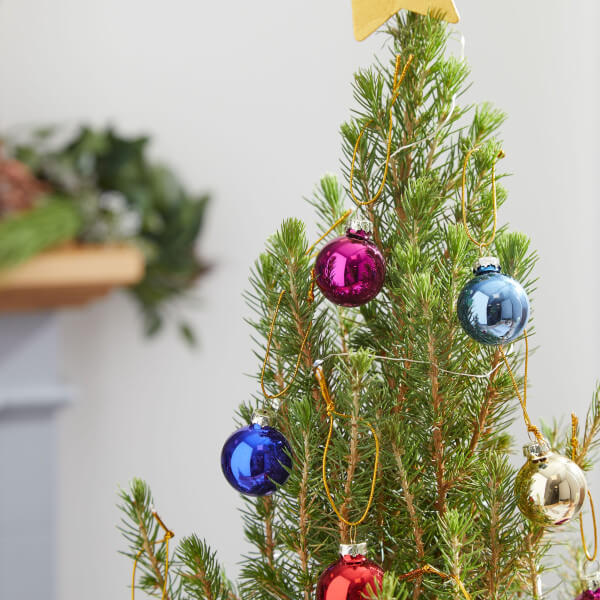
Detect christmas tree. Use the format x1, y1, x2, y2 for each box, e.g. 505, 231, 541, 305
118, 12, 600, 600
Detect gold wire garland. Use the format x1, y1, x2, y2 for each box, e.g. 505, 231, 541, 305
572, 413, 598, 562
260, 210, 354, 400
501, 331, 599, 559
314, 364, 380, 531
306, 209, 354, 258
498, 331, 544, 443
460, 146, 505, 254
314, 351, 471, 596
260, 289, 312, 401
398, 564, 471, 600
459, 148, 544, 444
131, 510, 174, 600
349, 54, 414, 207
314, 358, 470, 600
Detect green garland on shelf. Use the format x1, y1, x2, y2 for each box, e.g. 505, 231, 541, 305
4, 126, 210, 344
0, 198, 81, 269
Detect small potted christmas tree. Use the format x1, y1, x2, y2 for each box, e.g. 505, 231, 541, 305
118, 8, 600, 599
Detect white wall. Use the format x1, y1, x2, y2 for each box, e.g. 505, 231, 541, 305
0, 1, 599, 598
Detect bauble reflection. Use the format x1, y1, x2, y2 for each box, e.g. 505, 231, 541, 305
457, 257, 529, 345
315, 222, 385, 307
221, 413, 292, 496
515, 441, 587, 526
316, 543, 384, 600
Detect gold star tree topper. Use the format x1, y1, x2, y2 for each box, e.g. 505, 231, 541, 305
352, 0, 460, 41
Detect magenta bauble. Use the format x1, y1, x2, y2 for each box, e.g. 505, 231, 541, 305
576, 589, 600, 600
314, 225, 385, 307
316, 545, 384, 600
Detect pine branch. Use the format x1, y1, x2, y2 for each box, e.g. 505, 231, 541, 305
467, 350, 501, 458
298, 430, 312, 600
575, 385, 600, 466
263, 497, 276, 567
136, 508, 170, 600
392, 443, 425, 599
428, 333, 447, 516
177, 536, 237, 600
118, 479, 176, 600
338, 373, 362, 541
523, 530, 544, 600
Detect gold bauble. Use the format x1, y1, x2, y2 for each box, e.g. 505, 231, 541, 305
515, 441, 588, 526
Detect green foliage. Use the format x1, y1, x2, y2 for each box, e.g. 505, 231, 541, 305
177, 536, 236, 600
10, 126, 210, 342
118, 12, 599, 599
118, 479, 182, 600
0, 197, 81, 269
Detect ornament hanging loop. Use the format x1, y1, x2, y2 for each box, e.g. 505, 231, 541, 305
580, 491, 598, 562
260, 290, 312, 402
314, 364, 380, 528
461, 146, 505, 254
572, 413, 599, 562
499, 329, 545, 444
349, 53, 414, 207
151, 508, 175, 540
306, 209, 353, 259
314, 362, 335, 412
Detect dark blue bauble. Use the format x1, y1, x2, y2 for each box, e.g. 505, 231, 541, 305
457, 263, 529, 345
221, 423, 292, 496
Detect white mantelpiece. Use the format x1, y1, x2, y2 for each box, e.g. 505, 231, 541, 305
0, 313, 74, 600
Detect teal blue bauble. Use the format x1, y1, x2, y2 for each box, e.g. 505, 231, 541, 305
457, 257, 529, 345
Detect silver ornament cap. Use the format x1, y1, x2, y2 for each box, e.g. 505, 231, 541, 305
251, 410, 269, 427
522, 440, 551, 461
515, 448, 588, 526
584, 572, 600, 592
472, 256, 501, 274
347, 216, 372, 237
339, 542, 367, 557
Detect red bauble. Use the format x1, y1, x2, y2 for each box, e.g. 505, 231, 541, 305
316, 547, 384, 600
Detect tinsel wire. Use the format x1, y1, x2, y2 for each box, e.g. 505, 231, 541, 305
256, 52, 581, 594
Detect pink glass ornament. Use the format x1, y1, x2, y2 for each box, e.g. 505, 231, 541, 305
316, 547, 384, 600
576, 589, 600, 600
314, 226, 385, 307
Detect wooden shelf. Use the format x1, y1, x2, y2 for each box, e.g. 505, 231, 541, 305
0, 244, 145, 311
